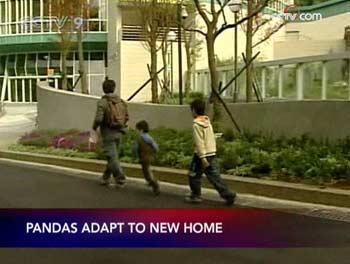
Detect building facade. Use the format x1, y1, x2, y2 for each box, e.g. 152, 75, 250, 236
0, 0, 294, 103
0, 0, 108, 103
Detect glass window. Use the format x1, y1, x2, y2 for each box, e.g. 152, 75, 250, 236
17, 54, 26, 76
303, 62, 322, 100
31, 79, 37, 101
0, 56, 7, 76
327, 60, 349, 100
25, 79, 31, 101
265, 66, 278, 99
10, 0, 16, 22
49, 53, 61, 75
37, 53, 49, 76
7, 55, 16, 76
26, 54, 37, 75
90, 52, 103, 60
17, 79, 23, 102
281, 64, 297, 99
33, 0, 40, 17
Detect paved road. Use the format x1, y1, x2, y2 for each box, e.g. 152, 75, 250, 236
0, 104, 37, 149
0, 162, 350, 264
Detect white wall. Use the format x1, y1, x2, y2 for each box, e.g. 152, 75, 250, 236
285, 13, 350, 41
272, 13, 350, 59
120, 40, 186, 102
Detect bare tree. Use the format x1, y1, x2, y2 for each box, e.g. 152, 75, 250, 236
242, 0, 286, 101
50, 0, 90, 93
183, 1, 203, 98
188, 0, 270, 121
134, 0, 176, 103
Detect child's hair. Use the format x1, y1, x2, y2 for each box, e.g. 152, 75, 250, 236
103, 77, 116, 94
190, 99, 206, 115
136, 120, 149, 133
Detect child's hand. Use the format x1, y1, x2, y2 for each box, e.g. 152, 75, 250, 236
89, 130, 98, 144
201, 158, 210, 169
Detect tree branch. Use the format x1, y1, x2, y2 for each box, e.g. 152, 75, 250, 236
253, 21, 286, 48
215, 0, 270, 39
219, 52, 261, 95
183, 27, 206, 37
216, 0, 228, 26
211, 0, 216, 21
252, 17, 270, 35
193, 0, 210, 26
212, 82, 241, 133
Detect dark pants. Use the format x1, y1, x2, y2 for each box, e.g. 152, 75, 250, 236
141, 161, 159, 189
189, 154, 235, 200
102, 136, 126, 184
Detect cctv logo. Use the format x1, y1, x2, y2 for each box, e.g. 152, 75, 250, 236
22, 16, 85, 30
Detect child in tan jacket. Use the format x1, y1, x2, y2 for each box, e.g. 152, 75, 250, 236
185, 99, 236, 206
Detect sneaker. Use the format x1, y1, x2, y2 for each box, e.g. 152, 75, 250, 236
108, 178, 126, 189
152, 185, 160, 196
99, 177, 110, 186
225, 193, 237, 206
184, 195, 203, 204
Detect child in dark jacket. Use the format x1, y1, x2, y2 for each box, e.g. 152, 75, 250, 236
134, 120, 160, 195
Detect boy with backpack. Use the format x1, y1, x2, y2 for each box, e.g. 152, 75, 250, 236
186, 99, 236, 206
92, 78, 128, 188
133, 120, 160, 195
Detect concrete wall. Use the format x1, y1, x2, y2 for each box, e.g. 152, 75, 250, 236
37, 83, 350, 140
221, 101, 350, 140
37, 83, 193, 132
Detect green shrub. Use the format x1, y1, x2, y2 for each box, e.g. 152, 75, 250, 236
14, 128, 350, 185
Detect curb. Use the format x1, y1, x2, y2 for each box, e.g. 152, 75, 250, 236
1, 150, 350, 208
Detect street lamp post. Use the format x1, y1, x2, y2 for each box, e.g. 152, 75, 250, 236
229, 0, 242, 102
168, 31, 177, 94
177, 3, 188, 105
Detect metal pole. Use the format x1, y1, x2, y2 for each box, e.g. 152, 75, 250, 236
178, 3, 183, 105
171, 41, 174, 94
233, 12, 238, 102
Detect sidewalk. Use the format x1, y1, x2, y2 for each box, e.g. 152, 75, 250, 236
0, 103, 37, 149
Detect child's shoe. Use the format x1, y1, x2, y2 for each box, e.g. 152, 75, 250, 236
184, 195, 203, 204
109, 178, 126, 189
225, 193, 237, 206
152, 184, 160, 196
99, 176, 110, 186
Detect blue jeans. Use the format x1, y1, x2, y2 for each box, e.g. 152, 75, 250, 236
102, 135, 126, 184
189, 154, 235, 200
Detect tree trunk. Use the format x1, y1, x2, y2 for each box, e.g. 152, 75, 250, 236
185, 35, 193, 98
78, 28, 88, 94
246, 0, 254, 102
160, 41, 169, 102
206, 33, 219, 93
206, 31, 221, 127
150, 40, 158, 103
61, 50, 68, 90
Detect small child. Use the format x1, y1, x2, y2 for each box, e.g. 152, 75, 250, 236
186, 99, 236, 206
134, 120, 160, 195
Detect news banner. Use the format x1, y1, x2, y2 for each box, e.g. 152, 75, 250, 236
0, 208, 344, 248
